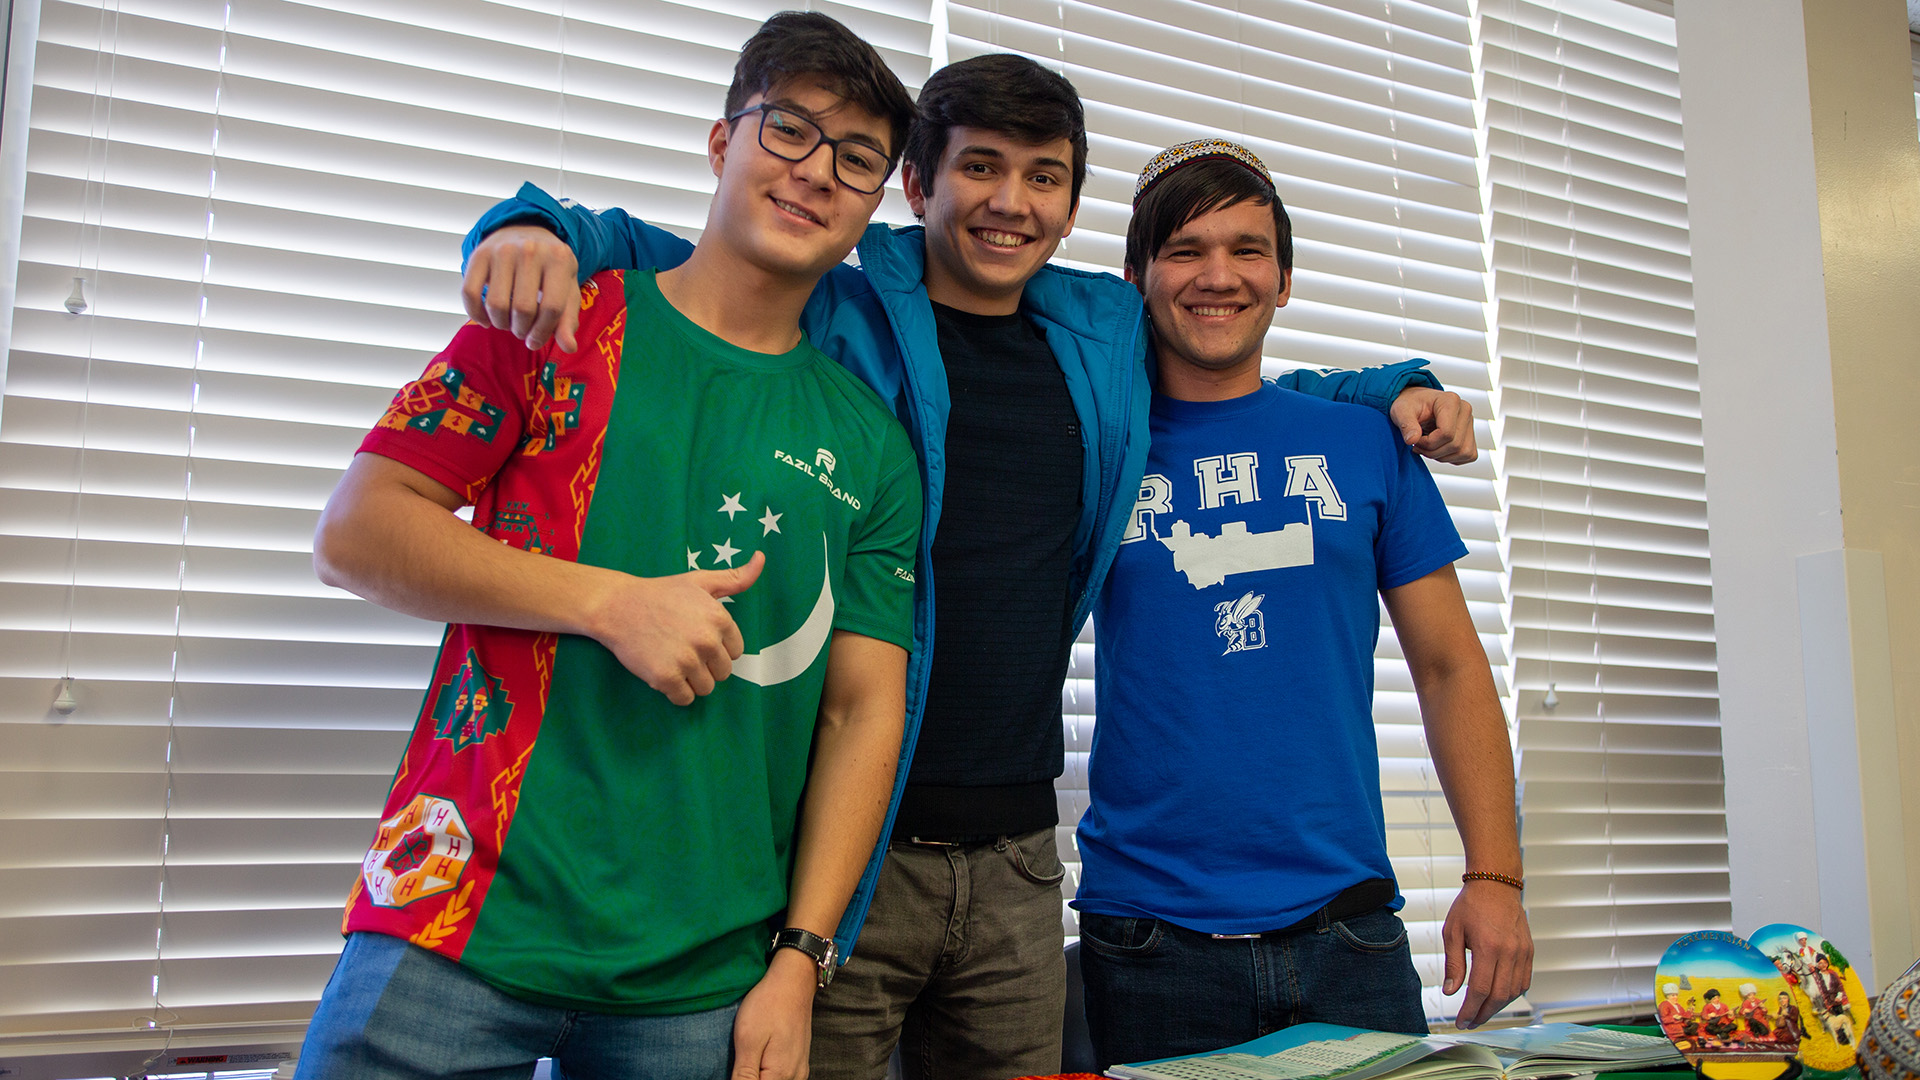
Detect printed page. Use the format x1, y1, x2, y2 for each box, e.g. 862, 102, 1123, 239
1111, 1030, 1450, 1080
1435, 1024, 1682, 1072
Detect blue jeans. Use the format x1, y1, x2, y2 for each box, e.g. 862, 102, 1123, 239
1077, 905, 1427, 1070
295, 933, 737, 1080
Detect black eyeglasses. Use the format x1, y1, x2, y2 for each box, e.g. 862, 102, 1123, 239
726, 103, 894, 195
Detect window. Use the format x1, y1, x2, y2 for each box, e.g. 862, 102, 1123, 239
1484, 0, 1730, 1019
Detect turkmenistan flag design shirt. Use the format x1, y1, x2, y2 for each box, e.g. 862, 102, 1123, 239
342, 269, 921, 1014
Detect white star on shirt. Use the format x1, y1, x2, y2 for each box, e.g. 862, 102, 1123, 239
711, 538, 740, 566
718, 493, 746, 519
759, 506, 783, 535
686, 548, 700, 570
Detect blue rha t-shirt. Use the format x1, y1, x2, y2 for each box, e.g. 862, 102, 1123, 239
1075, 381, 1468, 935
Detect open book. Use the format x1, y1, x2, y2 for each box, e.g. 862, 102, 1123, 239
1107, 1022, 1685, 1080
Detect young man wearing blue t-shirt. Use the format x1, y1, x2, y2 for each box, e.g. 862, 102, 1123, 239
1073, 141, 1535, 1070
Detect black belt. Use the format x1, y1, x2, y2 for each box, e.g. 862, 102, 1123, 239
1209, 878, 1397, 939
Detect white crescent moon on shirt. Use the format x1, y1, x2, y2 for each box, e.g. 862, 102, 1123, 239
732, 533, 834, 687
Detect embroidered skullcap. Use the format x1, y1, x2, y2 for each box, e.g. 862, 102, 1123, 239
1133, 138, 1273, 206
1862, 961, 1920, 1080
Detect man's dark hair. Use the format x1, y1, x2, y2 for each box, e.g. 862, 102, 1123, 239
724, 11, 917, 167
902, 54, 1089, 206
1124, 158, 1293, 283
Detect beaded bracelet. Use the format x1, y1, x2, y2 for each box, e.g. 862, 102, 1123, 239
1461, 871, 1525, 890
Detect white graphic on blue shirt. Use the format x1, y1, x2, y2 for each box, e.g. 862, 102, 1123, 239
1161, 519, 1312, 589
1213, 591, 1267, 654
1134, 454, 1348, 590
1281, 454, 1346, 520
1194, 453, 1259, 508
1122, 474, 1173, 543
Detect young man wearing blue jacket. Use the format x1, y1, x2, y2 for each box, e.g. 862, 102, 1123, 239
458, 56, 1477, 1080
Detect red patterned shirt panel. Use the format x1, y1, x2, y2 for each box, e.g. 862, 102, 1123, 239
340, 273, 629, 955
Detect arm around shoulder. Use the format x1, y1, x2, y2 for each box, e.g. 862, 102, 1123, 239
461, 183, 697, 351
1271, 356, 1440, 408
1274, 359, 1476, 464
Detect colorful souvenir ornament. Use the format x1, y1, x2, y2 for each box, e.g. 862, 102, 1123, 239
1657, 930, 1801, 1080
1752, 923, 1872, 1073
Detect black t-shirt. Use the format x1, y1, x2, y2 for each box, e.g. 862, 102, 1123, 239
892, 302, 1086, 841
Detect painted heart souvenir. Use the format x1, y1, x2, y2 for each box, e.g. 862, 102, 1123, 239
1752, 923, 1871, 1073
1657, 930, 1800, 1080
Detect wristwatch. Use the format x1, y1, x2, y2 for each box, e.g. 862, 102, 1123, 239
768, 927, 838, 988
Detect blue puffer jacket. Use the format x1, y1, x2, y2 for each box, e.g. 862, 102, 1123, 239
464, 182, 1443, 960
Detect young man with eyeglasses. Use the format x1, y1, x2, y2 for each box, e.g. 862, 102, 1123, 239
295, 14, 921, 1079
456, 54, 1478, 1080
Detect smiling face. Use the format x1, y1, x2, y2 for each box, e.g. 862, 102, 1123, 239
1130, 197, 1291, 401
703, 79, 890, 284
905, 127, 1078, 315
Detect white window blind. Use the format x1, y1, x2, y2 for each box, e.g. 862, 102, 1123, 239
0, 0, 933, 1058
946, 0, 1514, 1023
1484, 0, 1729, 1020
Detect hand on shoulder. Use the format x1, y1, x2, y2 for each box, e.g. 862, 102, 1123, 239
1390, 387, 1478, 465
462, 224, 583, 352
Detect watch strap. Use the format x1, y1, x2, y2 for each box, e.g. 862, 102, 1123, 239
768, 927, 837, 987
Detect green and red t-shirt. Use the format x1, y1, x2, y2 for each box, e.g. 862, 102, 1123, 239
342, 269, 921, 1014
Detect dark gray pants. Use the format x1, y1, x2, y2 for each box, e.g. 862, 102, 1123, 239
810, 828, 1068, 1080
